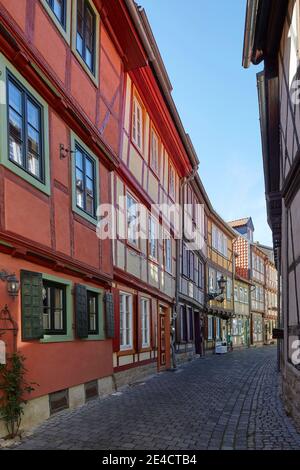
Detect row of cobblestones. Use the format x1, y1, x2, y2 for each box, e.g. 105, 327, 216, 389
7, 346, 300, 450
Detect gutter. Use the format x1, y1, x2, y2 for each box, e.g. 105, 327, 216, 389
125, 0, 199, 169
242, 0, 259, 68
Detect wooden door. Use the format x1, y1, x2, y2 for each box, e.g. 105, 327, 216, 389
158, 306, 171, 370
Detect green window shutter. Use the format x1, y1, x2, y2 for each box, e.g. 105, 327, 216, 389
75, 284, 88, 339
21, 271, 44, 340
104, 292, 115, 339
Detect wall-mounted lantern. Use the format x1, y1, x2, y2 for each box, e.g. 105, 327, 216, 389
206, 275, 227, 303
0, 271, 20, 298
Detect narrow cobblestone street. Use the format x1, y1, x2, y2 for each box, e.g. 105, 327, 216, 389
10, 347, 300, 451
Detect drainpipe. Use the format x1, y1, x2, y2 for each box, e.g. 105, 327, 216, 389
172, 167, 198, 370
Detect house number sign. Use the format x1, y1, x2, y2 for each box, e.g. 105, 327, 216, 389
0, 340, 6, 365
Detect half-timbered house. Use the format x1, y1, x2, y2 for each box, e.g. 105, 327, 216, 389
111, 2, 199, 386
206, 212, 236, 351
176, 175, 208, 362
243, 0, 300, 428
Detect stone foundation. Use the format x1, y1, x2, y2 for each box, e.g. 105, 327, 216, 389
282, 364, 300, 432
0, 375, 114, 439
114, 362, 157, 389
176, 350, 195, 365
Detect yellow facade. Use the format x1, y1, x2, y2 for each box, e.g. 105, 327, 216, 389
207, 216, 235, 313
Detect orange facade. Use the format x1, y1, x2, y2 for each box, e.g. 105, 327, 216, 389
0, 0, 126, 415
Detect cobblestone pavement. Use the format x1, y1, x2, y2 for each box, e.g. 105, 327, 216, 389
10, 346, 300, 450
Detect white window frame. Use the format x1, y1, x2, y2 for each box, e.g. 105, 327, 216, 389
149, 216, 158, 261
216, 317, 221, 339
126, 192, 139, 247
132, 96, 143, 151
208, 316, 213, 340
169, 163, 176, 200
150, 127, 159, 174
227, 277, 232, 301
141, 298, 150, 349
209, 268, 216, 293
120, 292, 133, 351
165, 236, 172, 274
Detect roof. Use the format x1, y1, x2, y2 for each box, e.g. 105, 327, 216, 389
255, 243, 275, 264
228, 218, 250, 227
228, 217, 254, 231
125, 0, 199, 170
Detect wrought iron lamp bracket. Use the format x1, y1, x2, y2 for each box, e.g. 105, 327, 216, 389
60, 144, 76, 160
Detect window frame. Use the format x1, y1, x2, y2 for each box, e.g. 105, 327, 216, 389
76, 0, 96, 74
208, 316, 213, 340
71, 0, 100, 85
41, 0, 71, 43
164, 236, 172, 274
141, 297, 150, 349
168, 162, 176, 201
75, 142, 96, 218
46, 0, 67, 28
0, 55, 50, 195
149, 216, 158, 262
42, 280, 67, 335
126, 191, 140, 249
71, 131, 99, 226
150, 126, 159, 174
7, 72, 44, 184
40, 274, 73, 343
87, 290, 99, 335
120, 292, 133, 351
132, 95, 144, 152
216, 317, 221, 340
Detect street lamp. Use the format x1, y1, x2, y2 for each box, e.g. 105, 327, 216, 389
217, 275, 227, 293
0, 271, 20, 298
206, 274, 227, 302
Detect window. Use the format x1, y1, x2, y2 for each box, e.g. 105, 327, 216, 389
120, 293, 133, 350
227, 278, 232, 301
141, 298, 150, 348
244, 288, 248, 304
87, 291, 98, 335
42, 281, 66, 335
189, 252, 194, 282
127, 193, 139, 247
8, 74, 43, 182
234, 286, 238, 302
75, 144, 96, 217
76, 0, 96, 73
150, 128, 159, 173
165, 237, 172, 273
169, 164, 175, 200
198, 260, 204, 288
216, 318, 221, 339
240, 286, 244, 303
149, 217, 158, 260
46, 0, 66, 27
212, 224, 227, 258
132, 97, 143, 151
232, 319, 238, 336
209, 268, 216, 293
208, 316, 213, 340
182, 243, 189, 278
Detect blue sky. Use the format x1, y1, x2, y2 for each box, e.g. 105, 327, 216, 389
140, 0, 272, 246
